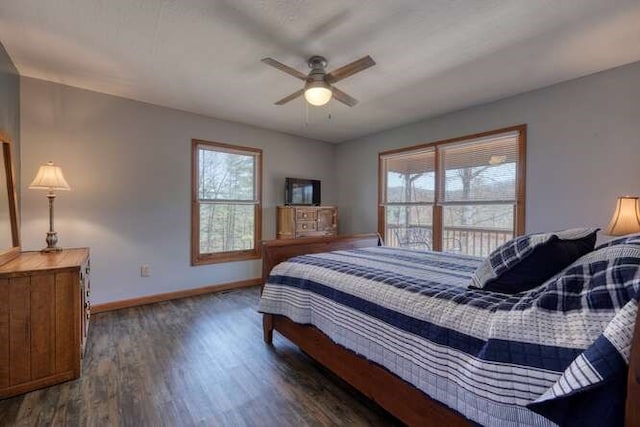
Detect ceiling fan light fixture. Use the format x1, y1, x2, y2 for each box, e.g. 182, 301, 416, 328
304, 81, 332, 106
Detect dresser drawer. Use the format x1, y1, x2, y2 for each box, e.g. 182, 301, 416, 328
295, 209, 316, 221
296, 221, 317, 233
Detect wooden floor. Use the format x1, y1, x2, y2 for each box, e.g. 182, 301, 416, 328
0, 287, 398, 426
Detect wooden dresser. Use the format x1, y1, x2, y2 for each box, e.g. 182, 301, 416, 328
0, 248, 90, 398
277, 206, 337, 239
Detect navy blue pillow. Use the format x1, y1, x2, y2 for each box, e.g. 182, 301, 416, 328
482, 230, 598, 294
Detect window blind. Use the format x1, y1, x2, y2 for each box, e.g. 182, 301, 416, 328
439, 133, 519, 203
382, 148, 435, 204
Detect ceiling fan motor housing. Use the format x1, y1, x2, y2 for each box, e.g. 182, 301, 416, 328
307, 55, 328, 71
307, 56, 328, 84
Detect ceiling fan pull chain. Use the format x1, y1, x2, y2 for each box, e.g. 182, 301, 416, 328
304, 100, 309, 127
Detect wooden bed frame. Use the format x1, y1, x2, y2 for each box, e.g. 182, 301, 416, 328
261, 234, 640, 427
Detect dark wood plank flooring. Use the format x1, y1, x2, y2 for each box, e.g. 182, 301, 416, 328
0, 287, 397, 426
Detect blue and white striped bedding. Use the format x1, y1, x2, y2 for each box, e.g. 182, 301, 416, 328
258, 245, 640, 426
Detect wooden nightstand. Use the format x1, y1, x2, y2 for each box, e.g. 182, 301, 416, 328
0, 248, 90, 398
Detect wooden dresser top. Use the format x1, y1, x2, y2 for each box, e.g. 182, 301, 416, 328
0, 248, 89, 276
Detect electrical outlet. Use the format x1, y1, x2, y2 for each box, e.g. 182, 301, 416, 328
141, 264, 150, 277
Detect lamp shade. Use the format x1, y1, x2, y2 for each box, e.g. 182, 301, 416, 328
304, 81, 332, 106
606, 196, 640, 236
28, 161, 71, 191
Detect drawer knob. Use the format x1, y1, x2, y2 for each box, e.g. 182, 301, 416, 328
302, 224, 307, 229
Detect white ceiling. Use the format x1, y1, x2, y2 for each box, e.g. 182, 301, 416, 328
1, 0, 640, 143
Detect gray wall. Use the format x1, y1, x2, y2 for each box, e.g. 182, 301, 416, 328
19, 60, 640, 304
0, 42, 19, 179
336, 60, 640, 240
20, 77, 337, 304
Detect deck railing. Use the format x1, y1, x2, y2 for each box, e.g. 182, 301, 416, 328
386, 225, 513, 258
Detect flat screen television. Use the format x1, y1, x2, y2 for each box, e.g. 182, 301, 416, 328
285, 178, 321, 206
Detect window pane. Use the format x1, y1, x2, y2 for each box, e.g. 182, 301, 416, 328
199, 148, 255, 201
384, 150, 435, 203
443, 204, 514, 257
441, 134, 518, 202
199, 203, 255, 254
385, 205, 433, 250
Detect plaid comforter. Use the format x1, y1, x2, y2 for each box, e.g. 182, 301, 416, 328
258, 246, 640, 427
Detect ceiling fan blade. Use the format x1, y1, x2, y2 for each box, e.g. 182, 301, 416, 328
331, 87, 359, 107
274, 89, 304, 105
262, 58, 307, 80
326, 55, 376, 84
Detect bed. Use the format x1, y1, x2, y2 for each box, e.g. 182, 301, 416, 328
258, 234, 640, 427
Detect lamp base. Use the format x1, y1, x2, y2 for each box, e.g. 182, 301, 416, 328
42, 231, 62, 253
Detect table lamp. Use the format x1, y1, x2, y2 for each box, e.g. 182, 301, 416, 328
607, 196, 640, 236
28, 161, 71, 252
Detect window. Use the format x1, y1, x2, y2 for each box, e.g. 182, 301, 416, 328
191, 139, 262, 265
379, 125, 525, 257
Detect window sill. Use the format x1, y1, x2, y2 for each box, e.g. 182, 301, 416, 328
191, 250, 261, 266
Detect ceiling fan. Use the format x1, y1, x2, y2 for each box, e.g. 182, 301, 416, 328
262, 55, 376, 107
